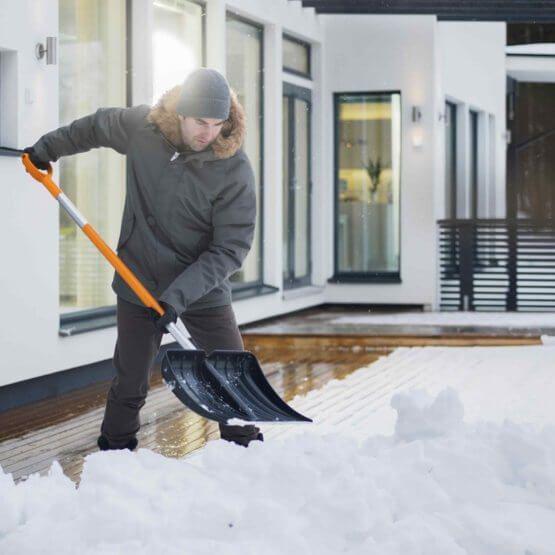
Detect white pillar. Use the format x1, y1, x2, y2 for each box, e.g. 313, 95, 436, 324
262, 22, 283, 289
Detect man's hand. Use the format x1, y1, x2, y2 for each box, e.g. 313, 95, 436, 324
23, 147, 51, 171
151, 301, 178, 333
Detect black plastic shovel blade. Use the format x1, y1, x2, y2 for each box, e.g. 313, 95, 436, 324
161, 349, 312, 423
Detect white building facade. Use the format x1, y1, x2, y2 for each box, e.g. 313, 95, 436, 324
0, 0, 507, 392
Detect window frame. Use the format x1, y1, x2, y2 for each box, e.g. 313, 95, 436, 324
58, 0, 131, 331
445, 100, 458, 219
329, 90, 403, 284
225, 11, 266, 292
282, 33, 311, 79
282, 82, 313, 290
469, 109, 479, 219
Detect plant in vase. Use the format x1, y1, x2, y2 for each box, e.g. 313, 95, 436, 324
364, 156, 382, 203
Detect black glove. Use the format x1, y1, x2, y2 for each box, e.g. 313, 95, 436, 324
23, 147, 50, 171
151, 301, 178, 333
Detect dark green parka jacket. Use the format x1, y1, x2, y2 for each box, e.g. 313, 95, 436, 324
32, 86, 256, 315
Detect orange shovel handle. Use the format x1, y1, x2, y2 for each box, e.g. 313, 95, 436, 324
22, 154, 165, 317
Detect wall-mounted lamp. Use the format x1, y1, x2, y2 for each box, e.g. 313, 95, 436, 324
411, 128, 424, 149
35, 37, 57, 65
412, 106, 422, 123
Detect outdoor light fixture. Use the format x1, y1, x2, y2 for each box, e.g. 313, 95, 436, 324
35, 37, 57, 65
411, 106, 422, 123
411, 106, 424, 148
412, 128, 424, 148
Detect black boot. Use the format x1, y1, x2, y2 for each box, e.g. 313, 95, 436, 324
219, 424, 264, 447
97, 434, 138, 451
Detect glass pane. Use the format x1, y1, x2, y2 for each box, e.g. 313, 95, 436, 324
294, 98, 309, 278
336, 92, 401, 274
282, 97, 290, 282
283, 36, 310, 75
59, 0, 127, 311
226, 16, 262, 285
152, 0, 203, 104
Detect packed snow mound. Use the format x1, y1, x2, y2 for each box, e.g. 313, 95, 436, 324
391, 388, 464, 440
2, 389, 555, 555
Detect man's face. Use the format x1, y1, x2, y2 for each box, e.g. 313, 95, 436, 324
178, 115, 225, 151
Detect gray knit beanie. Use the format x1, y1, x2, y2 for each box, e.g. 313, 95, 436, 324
176, 68, 231, 120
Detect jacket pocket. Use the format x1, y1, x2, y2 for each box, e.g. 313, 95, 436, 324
117, 213, 135, 250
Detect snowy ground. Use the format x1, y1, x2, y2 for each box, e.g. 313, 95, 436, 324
330, 311, 555, 329
2, 345, 555, 554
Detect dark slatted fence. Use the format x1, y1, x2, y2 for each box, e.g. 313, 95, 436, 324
438, 219, 555, 311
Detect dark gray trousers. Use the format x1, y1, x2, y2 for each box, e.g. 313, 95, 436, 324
100, 297, 245, 447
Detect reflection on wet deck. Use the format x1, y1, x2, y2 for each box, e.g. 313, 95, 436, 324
0, 337, 384, 486
241, 305, 551, 340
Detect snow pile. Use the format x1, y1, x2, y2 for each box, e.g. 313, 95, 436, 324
391, 388, 464, 440
2, 389, 555, 554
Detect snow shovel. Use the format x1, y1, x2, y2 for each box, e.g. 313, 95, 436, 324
22, 154, 312, 424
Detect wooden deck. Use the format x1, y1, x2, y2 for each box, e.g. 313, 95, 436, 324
0, 338, 383, 485
0, 307, 543, 486
241, 305, 550, 343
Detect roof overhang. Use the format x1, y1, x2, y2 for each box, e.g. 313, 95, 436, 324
294, 1, 555, 22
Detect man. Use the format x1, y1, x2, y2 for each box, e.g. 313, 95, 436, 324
25, 68, 263, 450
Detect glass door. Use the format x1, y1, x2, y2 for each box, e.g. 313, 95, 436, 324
282, 83, 312, 289
334, 91, 401, 280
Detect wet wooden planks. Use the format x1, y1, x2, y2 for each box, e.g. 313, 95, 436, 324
241, 306, 550, 341
0, 338, 383, 486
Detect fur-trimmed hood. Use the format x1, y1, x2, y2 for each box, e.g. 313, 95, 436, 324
147, 85, 246, 160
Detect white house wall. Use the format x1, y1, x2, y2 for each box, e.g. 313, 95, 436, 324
0, 0, 325, 388
0, 1, 509, 389
437, 21, 507, 219
321, 15, 440, 308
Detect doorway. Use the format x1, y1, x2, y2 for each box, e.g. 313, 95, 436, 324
507, 77, 555, 220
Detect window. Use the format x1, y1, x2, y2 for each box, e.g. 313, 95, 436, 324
282, 83, 312, 290
283, 34, 311, 78
333, 92, 401, 281
152, 0, 205, 104
226, 14, 263, 287
445, 101, 457, 219
59, 0, 127, 312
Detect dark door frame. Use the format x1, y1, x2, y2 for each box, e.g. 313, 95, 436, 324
282, 82, 313, 290
506, 76, 518, 220
445, 100, 458, 219
330, 90, 402, 283
469, 109, 479, 219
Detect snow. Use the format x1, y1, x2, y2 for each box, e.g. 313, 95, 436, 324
2, 345, 555, 554
330, 311, 555, 329
391, 388, 464, 441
